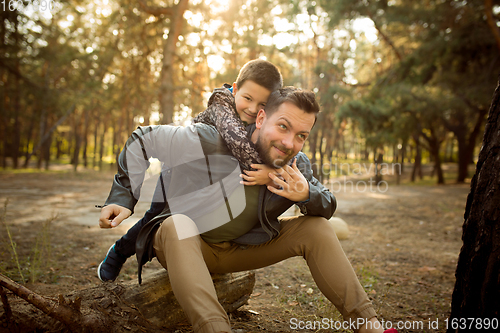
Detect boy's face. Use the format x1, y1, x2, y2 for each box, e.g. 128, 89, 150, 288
232, 80, 271, 124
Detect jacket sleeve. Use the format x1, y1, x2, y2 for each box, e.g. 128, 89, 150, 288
294, 152, 337, 219
103, 124, 205, 213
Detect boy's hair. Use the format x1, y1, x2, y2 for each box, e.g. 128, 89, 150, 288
264, 86, 320, 121
235, 59, 283, 92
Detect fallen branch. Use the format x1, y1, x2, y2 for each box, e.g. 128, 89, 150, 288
0, 273, 108, 332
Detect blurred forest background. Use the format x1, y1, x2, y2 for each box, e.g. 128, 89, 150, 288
1, 0, 499, 184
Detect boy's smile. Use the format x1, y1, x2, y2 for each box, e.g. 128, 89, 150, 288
232, 80, 271, 124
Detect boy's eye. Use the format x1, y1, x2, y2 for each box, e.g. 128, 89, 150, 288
244, 96, 251, 101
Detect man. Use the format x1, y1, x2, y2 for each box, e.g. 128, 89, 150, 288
100, 87, 388, 333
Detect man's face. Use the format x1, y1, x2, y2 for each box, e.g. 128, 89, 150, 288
252, 102, 316, 167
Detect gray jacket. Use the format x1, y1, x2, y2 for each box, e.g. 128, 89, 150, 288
104, 123, 336, 283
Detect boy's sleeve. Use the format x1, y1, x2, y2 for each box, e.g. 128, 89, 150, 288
193, 89, 262, 170
103, 125, 185, 213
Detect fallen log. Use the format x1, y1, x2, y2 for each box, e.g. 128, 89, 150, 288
0, 270, 255, 332
121, 269, 256, 328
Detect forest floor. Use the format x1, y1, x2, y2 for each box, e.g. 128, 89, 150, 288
0, 163, 471, 332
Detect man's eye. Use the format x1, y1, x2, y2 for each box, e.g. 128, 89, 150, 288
279, 124, 287, 130
298, 134, 307, 141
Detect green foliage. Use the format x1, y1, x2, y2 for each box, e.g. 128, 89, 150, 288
0, 0, 497, 178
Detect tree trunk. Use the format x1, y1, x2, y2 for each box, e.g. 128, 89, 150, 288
72, 111, 82, 172
448, 80, 500, 331
309, 128, 319, 179
11, 14, 21, 169
37, 108, 48, 169
24, 111, 35, 164
1, 270, 255, 332
11, 76, 21, 169
318, 129, 325, 183
0, 68, 5, 169
99, 120, 107, 170
159, 0, 189, 125
411, 134, 423, 182
374, 151, 383, 184
454, 108, 486, 183
93, 111, 100, 169
421, 125, 445, 185
429, 137, 445, 184
42, 132, 52, 170
82, 108, 90, 168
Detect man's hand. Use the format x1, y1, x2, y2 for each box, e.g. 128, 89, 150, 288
99, 204, 131, 228
266, 159, 310, 202
240, 164, 279, 186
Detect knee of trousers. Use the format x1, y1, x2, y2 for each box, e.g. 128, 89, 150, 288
156, 214, 200, 242
298, 216, 338, 244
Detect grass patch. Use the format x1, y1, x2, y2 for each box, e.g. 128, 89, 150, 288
0, 199, 58, 283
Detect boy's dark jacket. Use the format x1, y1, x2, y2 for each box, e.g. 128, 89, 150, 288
104, 123, 336, 283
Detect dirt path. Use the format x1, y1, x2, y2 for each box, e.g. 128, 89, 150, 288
0, 170, 470, 332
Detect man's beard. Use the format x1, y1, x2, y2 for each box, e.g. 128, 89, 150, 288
255, 134, 294, 168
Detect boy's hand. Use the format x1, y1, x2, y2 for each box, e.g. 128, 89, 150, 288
266, 159, 310, 202
240, 164, 279, 186
99, 204, 132, 228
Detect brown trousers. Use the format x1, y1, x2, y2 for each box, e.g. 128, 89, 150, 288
153, 214, 377, 333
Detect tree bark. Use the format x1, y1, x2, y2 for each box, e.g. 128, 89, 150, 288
160, 0, 188, 125
11, 13, 21, 169
82, 108, 90, 168
448, 80, 500, 331
72, 111, 82, 172
98, 120, 107, 171
308, 128, 319, 179
1, 270, 255, 332
421, 126, 445, 184
93, 111, 100, 169
139, 0, 189, 125
23, 104, 75, 168
411, 134, 423, 182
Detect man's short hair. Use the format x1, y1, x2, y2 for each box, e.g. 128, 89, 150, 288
235, 59, 283, 93
264, 86, 320, 119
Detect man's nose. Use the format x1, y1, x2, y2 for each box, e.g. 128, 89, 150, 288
282, 134, 294, 150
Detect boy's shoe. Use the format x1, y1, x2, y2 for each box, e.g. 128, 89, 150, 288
97, 244, 127, 282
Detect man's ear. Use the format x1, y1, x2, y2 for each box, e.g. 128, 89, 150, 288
232, 82, 238, 96
255, 109, 266, 129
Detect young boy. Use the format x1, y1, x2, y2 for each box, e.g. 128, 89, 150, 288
97, 59, 283, 282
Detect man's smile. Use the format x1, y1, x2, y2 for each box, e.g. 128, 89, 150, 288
272, 144, 291, 157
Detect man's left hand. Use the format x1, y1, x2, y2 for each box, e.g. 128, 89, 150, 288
267, 159, 309, 202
